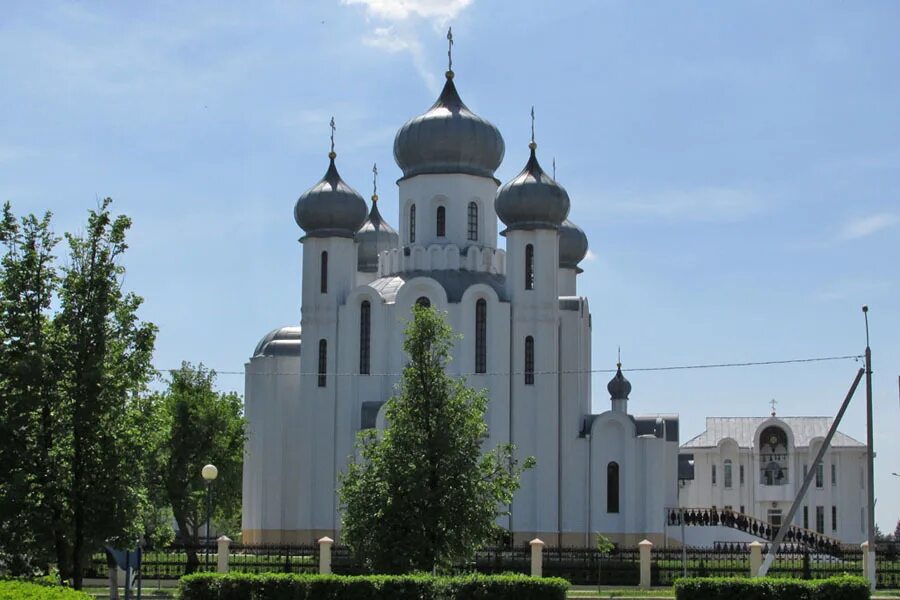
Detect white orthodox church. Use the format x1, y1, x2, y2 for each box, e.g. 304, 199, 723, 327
241, 64, 680, 547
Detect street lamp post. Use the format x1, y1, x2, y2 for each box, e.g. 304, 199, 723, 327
678, 458, 695, 578
201, 464, 218, 570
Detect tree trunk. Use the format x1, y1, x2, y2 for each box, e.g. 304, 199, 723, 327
174, 511, 200, 574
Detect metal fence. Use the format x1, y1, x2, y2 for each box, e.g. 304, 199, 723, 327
88, 541, 900, 588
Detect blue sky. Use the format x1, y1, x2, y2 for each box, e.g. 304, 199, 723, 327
1, 1, 898, 531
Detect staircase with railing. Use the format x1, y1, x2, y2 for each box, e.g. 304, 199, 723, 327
667, 507, 845, 556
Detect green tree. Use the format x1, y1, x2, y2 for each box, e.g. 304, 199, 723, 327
0, 204, 64, 575
146, 363, 245, 572
53, 199, 157, 588
894, 519, 900, 542
339, 305, 533, 573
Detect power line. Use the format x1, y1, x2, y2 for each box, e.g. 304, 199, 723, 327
157, 353, 863, 378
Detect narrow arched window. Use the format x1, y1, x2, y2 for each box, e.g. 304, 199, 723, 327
416, 296, 431, 308
724, 459, 733, 488
359, 301, 371, 375
467, 202, 478, 241
475, 299, 487, 374
320, 251, 328, 294
607, 462, 620, 513
525, 244, 534, 290
410, 204, 416, 243
436, 206, 446, 237
524, 336, 534, 385
317, 339, 327, 387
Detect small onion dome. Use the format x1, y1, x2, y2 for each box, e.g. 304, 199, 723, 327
607, 363, 632, 400
393, 71, 505, 180
254, 326, 302, 357
559, 218, 588, 272
495, 143, 570, 233
294, 153, 368, 238
356, 197, 399, 273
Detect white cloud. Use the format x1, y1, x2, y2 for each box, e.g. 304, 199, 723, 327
342, 0, 472, 23
838, 213, 900, 241
583, 249, 598, 262
604, 187, 766, 223
364, 26, 413, 52
342, 0, 474, 92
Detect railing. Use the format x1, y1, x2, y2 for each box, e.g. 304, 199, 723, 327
760, 466, 789, 486
667, 507, 844, 555
227, 543, 318, 575
87, 540, 900, 588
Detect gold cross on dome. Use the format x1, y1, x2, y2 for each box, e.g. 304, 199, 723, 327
329, 117, 336, 154
372, 163, 378, 199
447, 27, 454, 72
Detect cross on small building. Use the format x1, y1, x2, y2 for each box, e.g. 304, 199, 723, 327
770, 398, 777, 417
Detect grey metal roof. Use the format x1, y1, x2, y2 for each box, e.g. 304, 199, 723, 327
681, 417, 865, 449
580, 413, 679, 441
294, 155, 368, 238
607, 365, 632, 400
394, 72, 505, 181
559, 218, 588, 271
496, 144, 570, 233
367, 270, 509, 303
253, 326, 302, 358
356, 200, 399, 272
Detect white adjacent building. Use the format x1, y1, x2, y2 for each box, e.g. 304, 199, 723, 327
676, 415, 869, 545
241, 65, 680, 547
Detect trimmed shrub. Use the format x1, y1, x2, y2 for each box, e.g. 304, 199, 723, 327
179, 572, 568, 600
0, 580, 91, 600
674, 575, 869, 600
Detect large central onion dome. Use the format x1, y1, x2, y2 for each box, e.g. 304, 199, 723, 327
294, 152, 368, 238
495, 142, 570, 232
559, 218, 589, 271
356, 197, 399, 272
394, 72, 505, 180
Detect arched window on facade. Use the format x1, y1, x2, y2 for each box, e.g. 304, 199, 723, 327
320, 251, 328, 294
524, 336, 534, 385
317, 339, 327, 387
607, 462, 620, 513
475, 299, 487, 374
436, 206, 446, 237
467, 202, 478, 241
416, 296, 431, 308
359, 301, 371, 375
525, 244, 534, 290
724, 459, 733, 488
410, 204, 416, 243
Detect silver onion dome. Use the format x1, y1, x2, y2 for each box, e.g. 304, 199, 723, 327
254, 326, 302, 358
294, 153, 368, 238
394, 72, 505, 180
607, 364, 632, 400
356, 197, 399, 273
495, 143, 570, 232
559, 218, 588, 271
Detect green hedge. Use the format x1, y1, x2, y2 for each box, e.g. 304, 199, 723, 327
180, 572, 569, 600
674, 575, 870, 600
0, 580, 90, 600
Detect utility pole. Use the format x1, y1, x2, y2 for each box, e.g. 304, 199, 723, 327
863, 306, 876, 590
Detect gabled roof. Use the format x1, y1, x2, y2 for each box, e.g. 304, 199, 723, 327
681, 417, 864, 449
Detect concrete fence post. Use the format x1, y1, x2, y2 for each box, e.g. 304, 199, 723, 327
530, 538, 544, 577
319, 537, 334, 575
216, 536, 232, 574
749, 541, 762, 577
638, 539, 653, 590
861, 541, 870, 583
